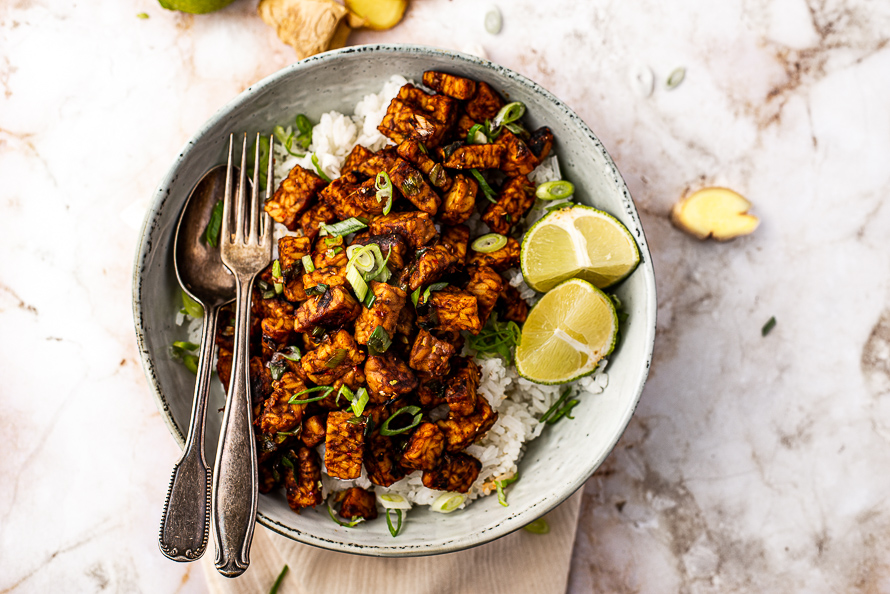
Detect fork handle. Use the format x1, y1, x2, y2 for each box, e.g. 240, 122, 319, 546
211, 276, 258, 577
158, 302, 220, 561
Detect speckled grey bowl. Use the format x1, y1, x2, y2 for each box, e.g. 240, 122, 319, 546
133, 44, 656, 557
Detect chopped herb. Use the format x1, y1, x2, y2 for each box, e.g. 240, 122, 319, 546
319, 217, 368, 237
181, 289, 204, 319
325, 349, 347, 368
262, 289, 276, 300
523, 518, 549, 534
311, 326, 326, 339
386, 508, 404, 537
762, 316, 777, 336
305, 283, 328, 296
467, 312, 521, 363
271, 259, 283, 294
466, 123, 487, 145
495, 473, 520, 507
379, 406, 423, 436
268, 565, 289, 594
666, 67, 686, 89
547, 399, 580, 424
418, 142, 428, 154
367, 325, 392, 355
470, 169, 497, 203
256, 279, 271, 292
311, 153, 332, 182
330, 246, 343, 255
288, 385, 334, 405
504, 122, 529, 139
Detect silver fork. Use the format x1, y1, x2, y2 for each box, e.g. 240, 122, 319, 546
211, 133, 273, 577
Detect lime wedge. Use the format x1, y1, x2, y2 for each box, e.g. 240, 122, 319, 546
515, 279, 617, 385
158, 0, 236, 14
520, 205, 640, 293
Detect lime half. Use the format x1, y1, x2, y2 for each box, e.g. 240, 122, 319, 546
159, 0, 236, 14
520, 205, 640, 293
515, 278, 618, 385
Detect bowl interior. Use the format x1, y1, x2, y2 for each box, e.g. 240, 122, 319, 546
134, 45, 656, 556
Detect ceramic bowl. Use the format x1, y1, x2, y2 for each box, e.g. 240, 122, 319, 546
133, 44, 656, 556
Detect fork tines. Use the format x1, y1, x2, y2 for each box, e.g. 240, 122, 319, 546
221, 133, 274, 249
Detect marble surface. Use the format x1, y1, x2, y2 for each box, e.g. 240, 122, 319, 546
2, 0, 890, 592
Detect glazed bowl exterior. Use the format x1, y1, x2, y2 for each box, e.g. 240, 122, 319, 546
133, 44, 656, 556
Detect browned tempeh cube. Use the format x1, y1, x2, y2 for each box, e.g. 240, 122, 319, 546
355, 282, 407, 345
339, 487, 379, 520
440, 173, 478, 226
438, 396, 498, 452
441, 225, 469, 264
324, 410, 365, 480
421, 452, 481, 493
265, 165, 327, 230
364, 406, 406, 487
369, 211, 438, 249
300, 414, 328, 447
408, 329, 456, 377
278, 235, 312, 273
399, 422, 446, 471
257, 372, 307, 436
467, 236, 520, 272
396, 139, 453, 191
443, 143, 505, 170
312, 234, 349, 269
482, 176, 536, 235
495, 128, 539, 177
342, 144, 374, 175
444, 357, 479, 417
365, 353, 418, 404
465, 265, 504, 326
378, 85, 458, 148
416, 373, 447, 408
500, 284, 529, 323
355, 146, 399, 178
465, 81, 505, 121
527, 126, 554, 161
349, 233, 409, 270
426, 287, 482, 334
319, 171, 370, 220
300, 329, 365, 385
283, 275, 308, 302
261, 314, 294, 345
388, 157, 441, 215
292, 285, 362, 332
284, 446, 324, 510
422, 71, 477, 100
298, 202, 337, 240
301, 265, 348, 292
406, 242, 458, 291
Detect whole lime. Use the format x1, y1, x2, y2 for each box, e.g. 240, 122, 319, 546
158, 0, 237, 14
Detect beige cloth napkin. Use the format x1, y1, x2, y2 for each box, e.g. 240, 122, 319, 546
201, 491, 582, 594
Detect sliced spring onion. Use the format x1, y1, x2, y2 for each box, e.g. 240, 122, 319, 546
173, 340, 199, 351
256, 279, 271, 292
386, 508, 404, 537
378, 493, 412, 510
548, 399, 580, 424
325, 349, 347, 369
467, 312, 521, 362
280, 346, 301, 362
327, 500, 364, 528
379, 406, 423, 436
367, 247, 393, 282
495, 473, 520, 507
418, 142, 428, 154
470, 168, 498, 203
272, 260, 284, 294
336, 385, 354, 408
351, 387, 369, 417
363, 291, 376, 309
484, 6, 502, 34
375, 171, 393, 205
280, 455, 295, 471
181, 289, 204, 319
466, 123, 487, 145
182, 355, 198, 374
762, 316, 777, 336
430, 492, 466, 513
411, 286, 422, 307
304, 283, 328, 296
262, 290, 276, 299
204, 200, 224, 247
382, 193, 393, 215
536, 180, 575, 201
504, 122, 529, 139
367, 325, 392, 356
301, 254, 315, 273
443, 141, 463, 159
428, 163, 447, 188
666, 67, 686, 89
400, 171, 423, 196
538, 388, 573, 423
319, 217, 368, 237
311, 153, 331, 182
294, 114, 312, 150
324, 236, 339, 247
422, 282, 449, 305
347, 245, 377, 273
471, 233, 507, 253
523, 518, 550, 534
493, 101, 526, 128
346, 264, 369, 302
268, 564, 289, 594
268, 361, 286, 381
288, 385, 334, 404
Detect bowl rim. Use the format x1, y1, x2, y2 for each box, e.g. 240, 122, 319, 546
133, 43, 657, 557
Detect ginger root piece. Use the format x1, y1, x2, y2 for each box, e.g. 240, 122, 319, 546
258, 0, 351, 60
344, 0, 407, 30
671, 187, 759, 241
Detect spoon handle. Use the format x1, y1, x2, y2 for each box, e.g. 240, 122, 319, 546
158, 302, 219, 562
211, 277, 258, 577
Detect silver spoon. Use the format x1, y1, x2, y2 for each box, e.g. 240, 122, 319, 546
159, 165, 238, 562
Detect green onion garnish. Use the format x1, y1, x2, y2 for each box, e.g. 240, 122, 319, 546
351, 387, 369, 417
288, 385, 334, 405
386, 508, 403, 537
466, 123, 487, 145
538, 388, 574, 424
535, 180, 575, 201
470, 169, 497, 203
137, 12, 149, 18
319, 217, 368, 237
523, 518, 549, 534
262, 290, 276, 300
268, 564, 289, 594
762, 316, 777, 336
379, 406, 423, 436
173, 341, 199, 351
280, 455, 295, 471
280, 346, 301, 362
272, 259, 284, 294
347, 245, 377, 273
548, 399, 580, 423
400, 171, 422, 196
492, 101, 526, 128
268, 361, 285, 381
666, 67, 686, 89
295, 114, 312, 136
304, 283, 328, 296
504, 122, 529, 138
204, 200, 224, 247
363, 291, 377, 309
367, 325, 392, 356
418, 142, 428, 154
471, 233, 507, 253
430, 492, 466, 513
311, 153, 331, 182
327, 499, 364, 528
301, 254, 315, 273
170, 340, 199, 374
421, 282, 449, 306
375, 171, 393, 206
495, 473, 520, 507
428, 163, 447, 188
411, 286, 422, 307
467, 312, 521, 362
346, 265, 369, 302
181, 289, 204, 319
325, 348, 347, 369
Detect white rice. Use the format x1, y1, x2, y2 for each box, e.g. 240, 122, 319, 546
182, 76, 610, 513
